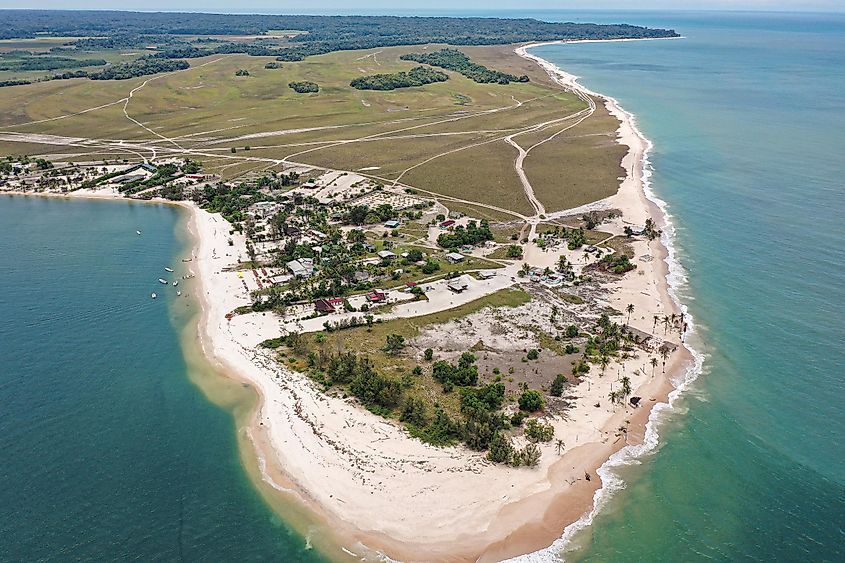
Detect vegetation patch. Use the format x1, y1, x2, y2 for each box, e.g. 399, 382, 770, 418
350, 66, 448, 91
288, 80, 319, 93
400, 48, 528, 84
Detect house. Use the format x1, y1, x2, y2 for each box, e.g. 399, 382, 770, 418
447, 277, 469, 293
314, 297, 345, 314
269, 274, 293, 285
301, 180, 318, 189
448, 211, 465, 220
384, 220, 401, 229
310, 229, 328, 240
439, 219, 456, 229
445, 252, 464, 264
284, 225, 301, 237
477, 270, 496, 279
366, 289, 387, 303
377, 250, 397, 261
252, 201, 281, 219
286, 258, 314, 278
353, 270, 370, 283
363, 243, 376, 253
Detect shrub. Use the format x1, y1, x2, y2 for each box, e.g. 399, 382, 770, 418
518, 389, 545, 412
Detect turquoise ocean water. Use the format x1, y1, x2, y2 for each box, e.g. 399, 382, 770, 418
522, 10, 845, 561
0, 197, 320, 561
1, 10, 843, 562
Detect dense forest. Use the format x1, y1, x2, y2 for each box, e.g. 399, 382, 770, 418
400, 49, 529, 84
350, 66, 449, 91
0, 11, 680, 46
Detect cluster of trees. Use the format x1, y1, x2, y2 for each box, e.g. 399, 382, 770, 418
191, 183, 273, 226
351, 66, 448, 91
596, 253, 636, 275
88, 58, 189, 80
345, 203, 396, 225
264, 62, 282, 69
234, 69, 250, 76
432, 352, 480, 391
436, 220, 493, 248
288, 81, 319, 93
0, 54, 106, 72
400, 49, 528, 84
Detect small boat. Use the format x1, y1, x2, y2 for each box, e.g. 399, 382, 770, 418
165, 267, 174, 273
158, 278, 168, 284
176, 291, 182, 296
172, 281, 178, 287
151, 292, 157, 299
136, 230, 142, 235
181, 258, 192, 262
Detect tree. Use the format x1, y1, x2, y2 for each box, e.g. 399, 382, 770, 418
423, 348, 434, 361
524, 418, 554, 442
550, 374, 567, 397
384, 334, 405, 355
487, 432, 514, 464
527, 349, 539, 360
626, 303, 635, 324
400, 396, 428, 427
518, 389, 544, 412
650, 357, 658, 375
521, 443, 542, 467
506, 245, 523, 258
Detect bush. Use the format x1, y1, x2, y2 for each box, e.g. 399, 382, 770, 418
423, 348, 434, 361
506, 244, 524, 258
524, 418, 554, 442
550, 374, 567, 397
289, 80, 319, 93
565, 324, 579, 338
518, 389, 545, 412
487, 432, 514, 463
526, 349, 539, 360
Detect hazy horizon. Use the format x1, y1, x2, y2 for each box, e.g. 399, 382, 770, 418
0, 2, 841, 15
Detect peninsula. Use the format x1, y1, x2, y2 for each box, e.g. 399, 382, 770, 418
0, 11, 693, 561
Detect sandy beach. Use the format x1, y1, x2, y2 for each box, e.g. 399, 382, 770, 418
173, 42, 700, 562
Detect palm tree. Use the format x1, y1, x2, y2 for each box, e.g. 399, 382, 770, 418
663, 315, 671, 335
652, 315, 660, 333
626, 303, 635, 324
555, 439, 565, 455
650, 357, 658, 376
600, 355, 609, 376
660, 348, 670, 373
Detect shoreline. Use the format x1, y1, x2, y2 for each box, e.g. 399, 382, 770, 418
180, 43, 700, 562
515, 41, 705, 558
0, 38, 703, 561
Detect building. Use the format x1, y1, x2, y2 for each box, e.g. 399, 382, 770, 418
439, 219, 456, 229
448, 211, 465, 220
286, 258, 314, 278
447, 277, 469, 293
377, 250, 397, 261
476, 270, 496, 279
384, 220, 401, 229
314, 297, 345, 314
366, 289, 387, 303
269, 274, 293, 285
251, 201, 281, 219
353, 270, 370, 283
445, 252, 464, 264
363, 243, 376, 253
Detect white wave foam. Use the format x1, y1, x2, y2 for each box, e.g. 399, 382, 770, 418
507, 42, 707, 562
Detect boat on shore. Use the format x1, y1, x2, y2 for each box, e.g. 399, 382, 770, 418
165, 267, 174, 272
172, 281, 178, 287
158, 278, 168, 284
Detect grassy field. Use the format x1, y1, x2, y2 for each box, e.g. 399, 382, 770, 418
0, 44, 627, 217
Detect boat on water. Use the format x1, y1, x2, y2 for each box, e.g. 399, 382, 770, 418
151, 293, 157, 299
176, 291, 182, 296
165, 267, 174, 272
172, 281, 179, 287
158, 278, 168, 284
136, 230, 142, 235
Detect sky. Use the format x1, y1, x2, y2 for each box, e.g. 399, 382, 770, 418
0, 1, 841, 13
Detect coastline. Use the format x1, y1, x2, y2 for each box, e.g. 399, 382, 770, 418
0, 38, 702, 561
178, 43, 701, 562
514, 40, 705, 558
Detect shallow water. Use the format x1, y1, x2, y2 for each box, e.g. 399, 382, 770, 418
0, 196, 322, 561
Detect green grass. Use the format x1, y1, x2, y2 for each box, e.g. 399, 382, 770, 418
0, 45, 627, 218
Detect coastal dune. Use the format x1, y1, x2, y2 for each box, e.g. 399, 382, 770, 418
185, 43, 697, 562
